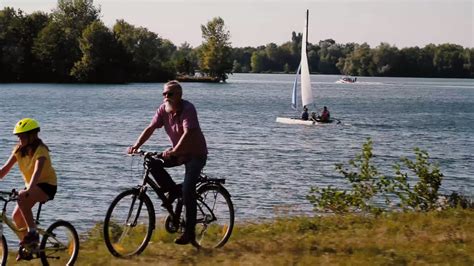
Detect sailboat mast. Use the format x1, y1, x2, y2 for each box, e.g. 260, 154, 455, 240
300, 9, 313, 108
306, 9, 309, 45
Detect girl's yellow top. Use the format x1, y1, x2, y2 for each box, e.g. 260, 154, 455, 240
13, 145, 57, 188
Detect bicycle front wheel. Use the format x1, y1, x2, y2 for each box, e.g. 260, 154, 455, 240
39, 220, 79, 266
194, 184, 234, 249
0, 234, 8, 266
103, 189, 155, 258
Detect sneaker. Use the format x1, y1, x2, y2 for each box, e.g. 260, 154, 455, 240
20, 231, 40, 247
174, 232, 196, 245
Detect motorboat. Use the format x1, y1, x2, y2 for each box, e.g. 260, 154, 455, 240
336, 76, 357, 83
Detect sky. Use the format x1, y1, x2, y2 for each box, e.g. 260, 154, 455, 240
1, 0, 473, 48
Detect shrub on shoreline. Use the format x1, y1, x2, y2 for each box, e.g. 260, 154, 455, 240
307, 138, 473, 214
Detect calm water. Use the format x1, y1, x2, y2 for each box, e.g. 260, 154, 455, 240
0, 74, 473, 234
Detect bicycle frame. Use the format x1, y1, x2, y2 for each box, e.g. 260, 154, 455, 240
0, 192, 47, 240
133, 152, 220, 228
133, 154, 181, 225
0, 190, 80, 262
140, 167, 167, 206
104, 150, 234, 256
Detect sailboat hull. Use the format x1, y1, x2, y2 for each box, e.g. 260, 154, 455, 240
276, 117, 320, 125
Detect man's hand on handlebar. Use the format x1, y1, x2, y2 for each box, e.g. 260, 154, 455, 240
162, 147, 174, 159
127, 145, 140, 154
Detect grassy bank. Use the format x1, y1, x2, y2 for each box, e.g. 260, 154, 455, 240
16, 208, 474, 265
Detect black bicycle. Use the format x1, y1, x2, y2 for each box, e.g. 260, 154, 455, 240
0, 189, 79, 265
103, 150, 234, 258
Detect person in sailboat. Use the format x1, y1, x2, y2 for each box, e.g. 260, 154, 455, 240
310, 112, 318, 122
301, 106, 309, 120
319, 106, 330, 122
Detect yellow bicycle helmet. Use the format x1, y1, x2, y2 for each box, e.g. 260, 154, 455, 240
13, 118, 40, 135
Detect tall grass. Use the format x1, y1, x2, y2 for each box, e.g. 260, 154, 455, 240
14, 208, 473, 265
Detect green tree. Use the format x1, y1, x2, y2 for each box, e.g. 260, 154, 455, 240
372, 42, 400, 76
399, 47, 422, 77
71, 21, 129, 83
0, 8, 26, 82
0, 8, 50, 82
113, 19, 175, 82
318, 39, 343, 74
418, 44, 436, 77
231, 46, 256, 73
53, 0, 100, 35
307, 43, 321, 73
32, 0, 100, 81
340, 43, 375, 76
433, 43, 466, 77
174, 42, 197, 75
290, 31, 302, 55
32, 21, 71, 81
283, 63, 290, 73
22, 11, 51, 81
250, 50, 266, 73
199, 17, 233, 82
264, 43, 278, 71
465, 48, 474, 78
232, 60, 242, 73
280, 41, 300, 72
264, 43, 285, 72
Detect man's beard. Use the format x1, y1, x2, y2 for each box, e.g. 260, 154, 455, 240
165, 100, 176, 113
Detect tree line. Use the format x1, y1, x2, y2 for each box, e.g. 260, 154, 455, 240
0, 0, 232, 83
1, 0, 472, 83
242, 37, 473, 78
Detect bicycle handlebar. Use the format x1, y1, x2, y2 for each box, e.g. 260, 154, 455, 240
0, 189, 18, 202
130, 149, 162, 158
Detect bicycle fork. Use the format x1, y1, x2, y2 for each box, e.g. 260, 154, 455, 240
126, 186, 148, 227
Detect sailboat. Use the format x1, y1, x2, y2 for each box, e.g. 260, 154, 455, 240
276, 10, 317, 126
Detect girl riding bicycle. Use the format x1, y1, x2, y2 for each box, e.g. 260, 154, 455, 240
0, 118, 57, 260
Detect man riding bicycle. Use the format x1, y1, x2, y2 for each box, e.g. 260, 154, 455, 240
128, 80, 207, 245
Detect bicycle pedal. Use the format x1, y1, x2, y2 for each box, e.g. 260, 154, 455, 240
17, 248, 34, 261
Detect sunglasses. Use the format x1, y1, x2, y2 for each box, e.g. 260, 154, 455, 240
162, 91, 175, 97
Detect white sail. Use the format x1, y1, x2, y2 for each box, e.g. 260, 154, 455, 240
276, 10, 320, 126
291, 64, 301, 110
300, 12, 313, 108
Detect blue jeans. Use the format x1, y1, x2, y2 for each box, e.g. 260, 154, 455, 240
182, 156, 207, 234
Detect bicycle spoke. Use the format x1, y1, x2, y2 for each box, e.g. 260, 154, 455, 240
104, 189, 155, 257
39, 220, 79, 265
194, 185, 234, 249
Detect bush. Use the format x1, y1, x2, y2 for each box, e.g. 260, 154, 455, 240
307, 138, 468, 214
307, 139, 389, 214
391, 148, 443, 211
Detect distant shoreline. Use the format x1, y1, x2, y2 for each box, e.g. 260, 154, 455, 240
1, 73, 472, 85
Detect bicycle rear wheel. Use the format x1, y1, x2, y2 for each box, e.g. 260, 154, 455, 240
0, 234, 7, 265
103, 189, 155, 258
194, 184, 234, 249
39, 220, 79, 266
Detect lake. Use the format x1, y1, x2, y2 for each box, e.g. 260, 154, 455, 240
0, 74, 473, 234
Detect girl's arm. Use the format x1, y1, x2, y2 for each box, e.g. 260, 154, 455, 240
27, 157, 46, 188
0, 153, 17, 179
